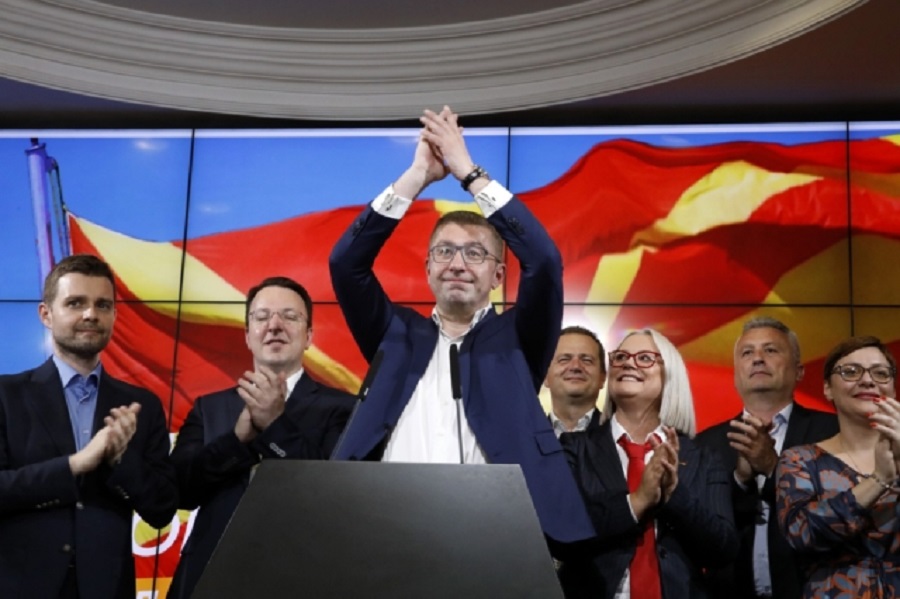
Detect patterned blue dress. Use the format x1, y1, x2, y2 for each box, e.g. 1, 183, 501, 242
776, 444, 900, 598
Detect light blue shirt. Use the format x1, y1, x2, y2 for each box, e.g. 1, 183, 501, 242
53, 355, 101, 452
748, 403, 793, 597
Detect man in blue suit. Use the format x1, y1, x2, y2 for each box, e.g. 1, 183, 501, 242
168, 276, 354, 599
329, 106, 594, 544
0, 254, 177, 599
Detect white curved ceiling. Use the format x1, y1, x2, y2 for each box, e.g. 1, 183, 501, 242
0, 0, 868, 121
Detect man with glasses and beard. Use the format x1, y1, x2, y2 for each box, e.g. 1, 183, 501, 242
168, 276, 354, 599
329, 106, 593, 545
0, 254, 177, 599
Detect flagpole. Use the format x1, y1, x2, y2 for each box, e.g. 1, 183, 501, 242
25, 138, 56, 291
26, 138, 70, 355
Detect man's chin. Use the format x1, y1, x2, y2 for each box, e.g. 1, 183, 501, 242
259, 355, 298, 369
59, 339, 109, 359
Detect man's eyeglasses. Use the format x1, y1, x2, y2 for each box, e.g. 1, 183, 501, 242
831, 363, 895, 384
608, 350, 663, 368
249, 309, 307, 326
428, 244, 499, 265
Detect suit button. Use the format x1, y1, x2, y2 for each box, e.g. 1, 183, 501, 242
62, 544, 72, 553
75, 501, 84, 510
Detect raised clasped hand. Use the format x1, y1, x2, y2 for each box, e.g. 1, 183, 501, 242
870, 395, 900, 481
727, 413, 777, 481
104, 402, 141, 465
419, 106, 474, 181
236, 365, 287, 433
654, 426, 680, 502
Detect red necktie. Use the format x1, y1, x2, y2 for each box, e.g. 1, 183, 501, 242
617, 434, 662, 599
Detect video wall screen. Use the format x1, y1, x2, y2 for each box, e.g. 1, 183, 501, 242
2, 121, 899, 596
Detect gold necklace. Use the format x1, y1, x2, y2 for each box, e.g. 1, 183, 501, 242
838, 434, 871, 477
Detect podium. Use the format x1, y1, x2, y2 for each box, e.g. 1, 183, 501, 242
191, 461, 564, 599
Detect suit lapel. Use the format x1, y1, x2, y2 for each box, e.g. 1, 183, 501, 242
286, 373, 318, 415
676, 435, 702, 489
93, 369, 130, 434
585, 422, 629, 494
783, 402, 810, 450
30, 359, 77, 456
402, 320, 439, 404
457, 309, 497, 414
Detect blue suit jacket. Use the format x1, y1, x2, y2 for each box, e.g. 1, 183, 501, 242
168, 374, 354, 599
0, 358, 177, 599
559, 422, 739, 599
329, 195, 594, 543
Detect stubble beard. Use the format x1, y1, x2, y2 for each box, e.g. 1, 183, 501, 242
56, 333, 109, 361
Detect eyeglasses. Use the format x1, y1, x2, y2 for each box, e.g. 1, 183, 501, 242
249, 308, 307, 325
608, 350, 663, 368
832, 363, 895, 384
428, 244, 499, 265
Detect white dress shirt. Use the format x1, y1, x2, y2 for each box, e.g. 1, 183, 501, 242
373, 178, 512, 464
609, 414, 666, 599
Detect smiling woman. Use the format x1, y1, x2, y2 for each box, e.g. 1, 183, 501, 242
558, 328, 737, 599
776, 336, 900, 598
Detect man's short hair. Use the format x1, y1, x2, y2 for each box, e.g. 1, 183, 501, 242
429, 211, 504, 259
245, 276, 313, 329
740, 316, 802, 364
43, 254, 115, 304
822, 335, 897, 380
559, 325, 606, 373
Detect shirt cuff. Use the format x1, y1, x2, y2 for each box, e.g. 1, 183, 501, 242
626, 495, 639, 523
473, 180, 512, 218
372, 185, 413, 220
733, 470, 752, 492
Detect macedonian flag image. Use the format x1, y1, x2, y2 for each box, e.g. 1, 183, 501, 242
69, 132, 900, 436
47, 128, 898, 593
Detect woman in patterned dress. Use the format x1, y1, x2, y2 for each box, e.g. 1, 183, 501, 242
776, 336, 900, 598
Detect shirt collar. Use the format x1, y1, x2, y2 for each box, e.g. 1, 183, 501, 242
610, 412, 665, 444
284, 368, 304, 400
550, 409, 595, 435
741, 402, 793, 434
52, 354, 102, 388
431, 304, 493, 338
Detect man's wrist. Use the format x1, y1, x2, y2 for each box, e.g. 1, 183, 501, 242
460, 165, 489, 191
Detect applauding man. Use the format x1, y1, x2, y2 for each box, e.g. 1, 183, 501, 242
696, 317, 838, 599
169, 276, 354, 599
0, 254, 177, 599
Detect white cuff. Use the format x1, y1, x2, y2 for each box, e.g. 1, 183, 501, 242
473, 180, 512, 218
372, 185, 413, 219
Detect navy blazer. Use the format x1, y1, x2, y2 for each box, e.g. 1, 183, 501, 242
695, 403, 838, 599
0, 358, 177, 599
559, 422, 739, 599
168, 374, 354, 599
329, 196, 594, 543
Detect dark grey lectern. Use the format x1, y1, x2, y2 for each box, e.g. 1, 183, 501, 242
191, 461, 564, 599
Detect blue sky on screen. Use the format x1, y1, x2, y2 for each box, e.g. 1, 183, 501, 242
0, 121, 893, 373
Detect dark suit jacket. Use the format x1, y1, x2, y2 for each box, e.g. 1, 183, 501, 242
0, 358, 177, 599
168, 374, 354, 599
558, 422, 738, 599
694, 402, 838, 599
329, 196, 595, 543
